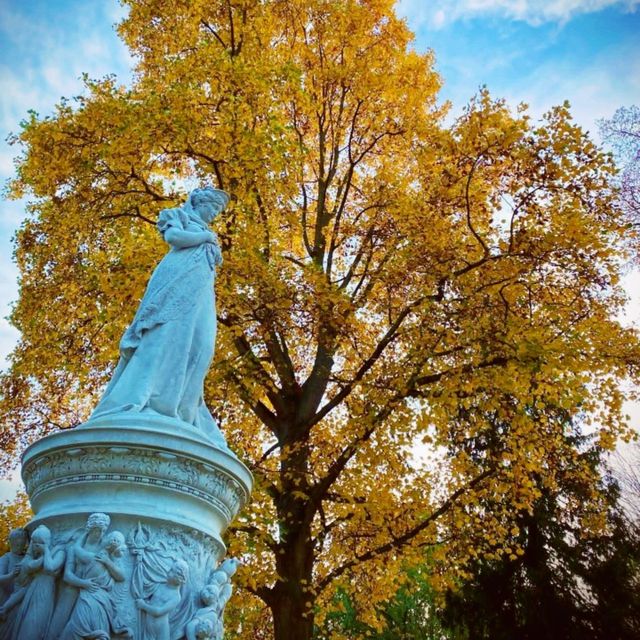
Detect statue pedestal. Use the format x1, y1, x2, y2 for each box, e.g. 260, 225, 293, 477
13, 414, 252, 639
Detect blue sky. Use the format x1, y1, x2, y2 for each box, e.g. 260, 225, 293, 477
3, 0, 637, 355
0, 1, 639, 490
402, 1, 640, 132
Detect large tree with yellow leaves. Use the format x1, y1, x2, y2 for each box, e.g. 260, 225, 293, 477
2, 1, 639, 638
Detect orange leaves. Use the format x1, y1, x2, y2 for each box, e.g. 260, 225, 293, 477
0, 494, 31, 556
3, 1, 640, 636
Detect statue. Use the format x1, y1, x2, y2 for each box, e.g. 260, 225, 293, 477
185, 557, 239, 640
0, 529, 28, 604
0, 524, 65, 640
211, 558, 239, 621
192, 618, 216, 640
10, 188, 251, 639
90, 187, 231, 450
185, 584, 223, 640
58, 530, 131, 640
136, 559, 189, 640
48, 512, 113, 638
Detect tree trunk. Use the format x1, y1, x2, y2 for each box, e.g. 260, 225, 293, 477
271, 582, 315, 640
269, 521, 316, 640
270, 439, 316, 640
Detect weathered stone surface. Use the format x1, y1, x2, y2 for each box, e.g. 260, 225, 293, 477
0, 189, 252, 639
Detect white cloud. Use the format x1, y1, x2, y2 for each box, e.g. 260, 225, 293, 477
498, 43, 640, 136
397, 0, 640, 28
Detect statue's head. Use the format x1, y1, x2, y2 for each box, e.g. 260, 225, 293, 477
8, 528, 28, 555
86, 512, 110, 536
167, 559, 189, 586
30, 525, 51, 557
195, 618, 215, 640
103, 531, 126, 558
200, 583, 219, 606
189, 187, 229, 223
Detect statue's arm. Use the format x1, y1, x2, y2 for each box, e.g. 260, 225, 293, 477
22, 555, 43, 573
0, 586, 25, 617
185, 618, 198, 640
62, 548, 90, 588
164, 227, 215, 249
44, 546, 65, 574
0, 556, 12, 584
97, 554, 125, 582
141, 592, 180, 618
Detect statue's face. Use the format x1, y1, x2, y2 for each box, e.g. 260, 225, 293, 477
9, 534, 27, 555
87, 523, 107, 538
201, 585, 217, 605
194, 199, 218, 223
31, 539, 46, 557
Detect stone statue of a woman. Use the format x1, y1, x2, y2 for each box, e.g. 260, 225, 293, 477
0, 525, 65, 640
58, 531, 131, 640
90, 188, 230, 450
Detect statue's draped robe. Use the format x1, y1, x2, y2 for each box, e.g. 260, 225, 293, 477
58, 551, 121, 640
91, 207, 227, 449
9, 559, 60, 640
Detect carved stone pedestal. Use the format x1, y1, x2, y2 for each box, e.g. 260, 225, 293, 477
3, 414, 252, 640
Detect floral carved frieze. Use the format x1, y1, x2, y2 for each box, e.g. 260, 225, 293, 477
23, 445, 247, 521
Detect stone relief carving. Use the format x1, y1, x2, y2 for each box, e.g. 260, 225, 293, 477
0, 514, 239, 639
56, 514, 132, 640
136, 559, 189, 640
185, 584, 221, 640
0, 529, 28, 605
23, 446, 246, 521
129, 522, 214, 639
0, 524, 66, 640
186, 558, 238, 640
48, 512, 113, 638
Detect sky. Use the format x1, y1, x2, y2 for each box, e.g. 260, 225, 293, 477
0, 0, 639, 496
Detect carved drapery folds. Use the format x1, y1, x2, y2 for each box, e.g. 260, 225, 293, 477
0, 517, 237, 640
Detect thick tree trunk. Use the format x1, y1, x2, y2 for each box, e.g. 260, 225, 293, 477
269, 523, 316, 640
271, 583, 315, 640
270, 439, 316, 640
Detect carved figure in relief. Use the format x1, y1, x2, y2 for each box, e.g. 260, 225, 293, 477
0, 529, 28, 604
48, 512, 113, 638
211, 558, 239, 628
185, 584, 222, 640
59, 531, 132, 640
136, 559, 189, 640
193, 618, 216, 640
90, 187, 231, 450
0, 524, 65, 640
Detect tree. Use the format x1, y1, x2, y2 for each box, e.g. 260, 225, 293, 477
324, 413, 640, 640
0, 493, 32, 555
599, 105, 640, 224
3, 1, 639, 638
316, 562, 453, 640
441, 413, 640, 640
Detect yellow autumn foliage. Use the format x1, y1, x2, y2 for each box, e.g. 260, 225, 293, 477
2, 1, 639, 637
0, 493, 32, 556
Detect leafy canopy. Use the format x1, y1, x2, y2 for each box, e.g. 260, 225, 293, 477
3, 0, 639, 635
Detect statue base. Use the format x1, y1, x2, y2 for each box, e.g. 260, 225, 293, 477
7, 414, 252, 640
